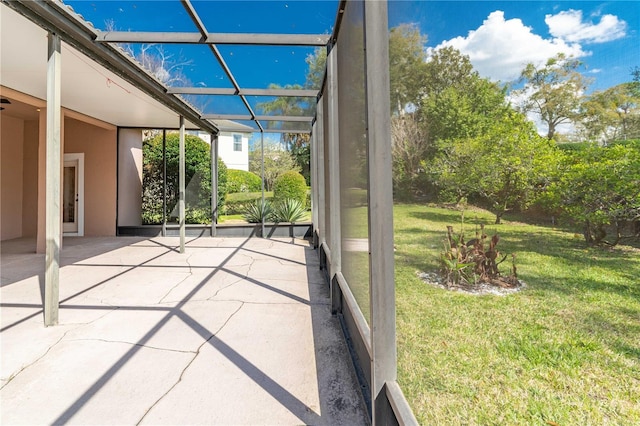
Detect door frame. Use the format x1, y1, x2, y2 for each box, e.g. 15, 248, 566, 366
63, 153, 84, 237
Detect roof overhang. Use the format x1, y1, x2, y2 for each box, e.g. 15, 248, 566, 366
0, 1, 217, 132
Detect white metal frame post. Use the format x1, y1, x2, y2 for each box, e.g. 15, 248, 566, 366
179, 116, 186, 253
260, 131, 266, 238
211, 133, 218, 237
310, 124, 318, 245
316, 98, 326, 246
44, 32, 62, 327
326, 43, 342, 312
364, 0, 397, 422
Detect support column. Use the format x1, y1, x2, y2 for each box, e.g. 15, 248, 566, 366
364, 1, 397, 423
179, 117, 185, 253
260, 131, 266, 238
44, 33, 62, 327
162, 129, 167, 237
326, 44, 342, 313
316, 97, 326, 245
211, 133, 218, 237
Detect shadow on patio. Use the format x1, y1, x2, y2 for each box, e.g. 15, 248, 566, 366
0, 236, 368, 425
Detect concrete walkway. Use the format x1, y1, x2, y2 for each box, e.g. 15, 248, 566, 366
1, 237, 368, 425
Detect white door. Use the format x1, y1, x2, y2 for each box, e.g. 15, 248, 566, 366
63, 153, 84, 236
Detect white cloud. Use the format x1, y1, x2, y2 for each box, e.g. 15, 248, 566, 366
429, 10, 587, 82
545, 10, 626, 43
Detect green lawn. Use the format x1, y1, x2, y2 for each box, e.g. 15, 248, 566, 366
394, 203, 640, 424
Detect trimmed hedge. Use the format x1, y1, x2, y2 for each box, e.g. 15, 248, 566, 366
273, 170, 307, 207
224, 191, 273, 215
226, 169, 262, 194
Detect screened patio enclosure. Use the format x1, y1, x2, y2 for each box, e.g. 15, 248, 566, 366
1, 0, 416, 423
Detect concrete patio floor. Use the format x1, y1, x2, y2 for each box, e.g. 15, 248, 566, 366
1, 236, 368, 425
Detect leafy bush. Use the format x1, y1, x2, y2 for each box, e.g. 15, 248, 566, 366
271, 198, 307, 223
217, 158, 228, 216
543, 142, 640, 245
226, 169, 262, 193
242, 199, 273, 223
186, 208, 212, 225
273, 171, 307, 206
142, 133, 227, 224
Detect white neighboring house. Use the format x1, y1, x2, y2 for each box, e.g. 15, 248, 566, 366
191, 120, 254, 171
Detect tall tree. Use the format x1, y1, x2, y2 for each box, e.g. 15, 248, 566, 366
435, 111, 559, 224
416, 48, 510, 200
423, 46, 476, 97
305, 46, 327, 90
579, 82, 640, 143
391, 113, 429, 199
514, 53, 591, 140
388, 24, 428, 113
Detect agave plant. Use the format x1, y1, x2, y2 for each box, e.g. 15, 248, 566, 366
271, 198, 307, 223
242, 199, 272, 223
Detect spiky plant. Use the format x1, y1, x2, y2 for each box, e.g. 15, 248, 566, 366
271, 198, 306, 223
242, 199, 272, 223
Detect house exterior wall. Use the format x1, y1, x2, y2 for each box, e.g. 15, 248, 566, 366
190, 130, 250, 171
1, 115, 24, 241
117, 128, 143, 226
217, 132, 249, 171
22, 120, 39, 237
63, 117, 117, 236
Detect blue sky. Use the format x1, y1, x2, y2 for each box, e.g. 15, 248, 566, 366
68, 0, 638, 93
389, 1, 639, 91
66, 0, 638, 137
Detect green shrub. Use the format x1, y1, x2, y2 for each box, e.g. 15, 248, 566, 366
273, 171, 307, 206
243, 199, 273, 223
217, 158, 228, 215
142, 133, 227, 225
226, 169, 262, 193
272, 198, 307, 223
186, 208, 211, 224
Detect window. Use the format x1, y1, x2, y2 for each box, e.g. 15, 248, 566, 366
233, 134, 242, 152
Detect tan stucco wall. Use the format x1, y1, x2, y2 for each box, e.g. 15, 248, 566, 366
64, 117, 117, 236
117, 128, 143, 226
1, 115, 24, 241
22, 120, 40, 237
36, 109, 48, 253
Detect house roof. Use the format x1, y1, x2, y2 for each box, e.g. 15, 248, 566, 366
212, 120, 256, 134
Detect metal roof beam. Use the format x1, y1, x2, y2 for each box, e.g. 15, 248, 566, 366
167, 87, 318, 97
259, 129, 312, 134
95, 31, 330, 46
180, 0, 265, 131
202, 114, 313, 122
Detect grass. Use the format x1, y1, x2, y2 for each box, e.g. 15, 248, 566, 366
393, 203, 640, 424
